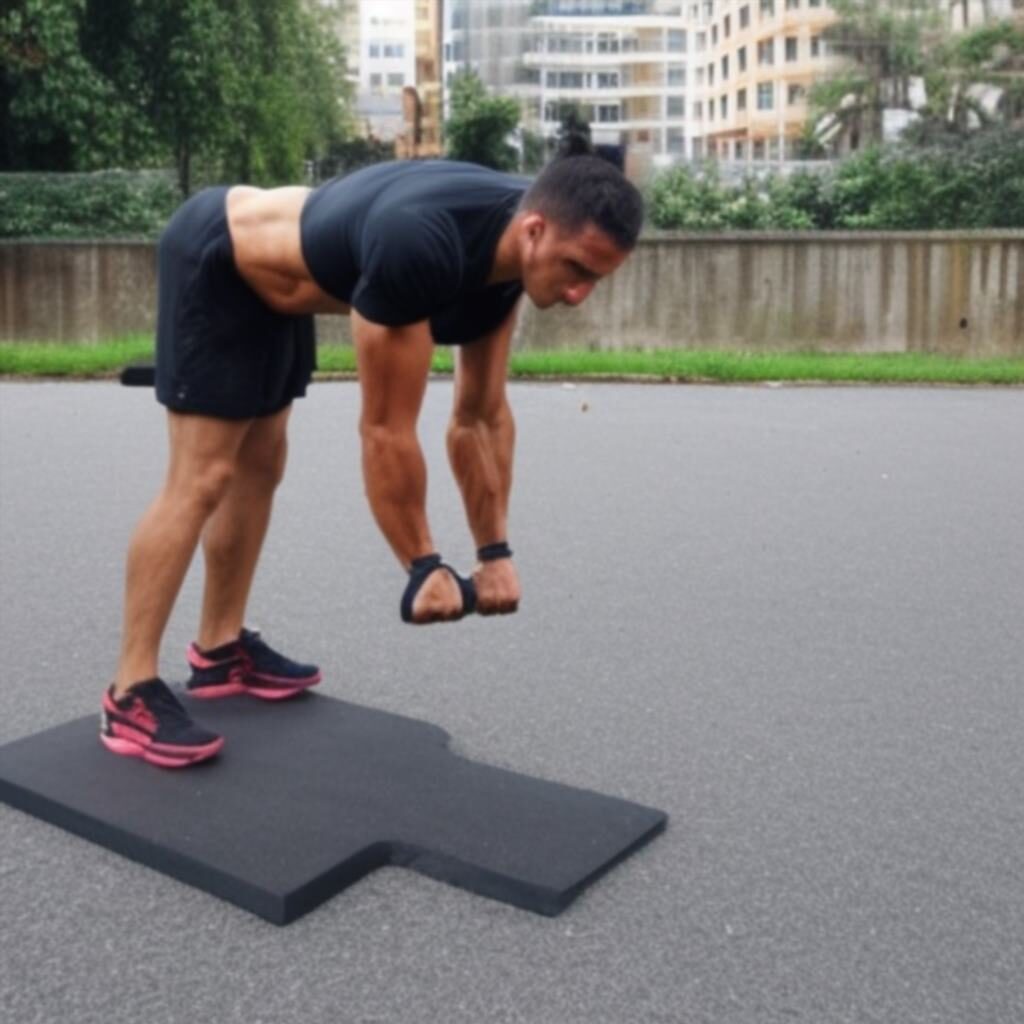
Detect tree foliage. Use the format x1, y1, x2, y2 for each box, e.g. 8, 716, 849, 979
0, 0, 351, 192
649, 127, 1024, 231
810, 2, 1024, 147
811, 0, 937, 148
444, 69, 520, 171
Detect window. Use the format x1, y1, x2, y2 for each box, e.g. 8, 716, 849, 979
724, 15, 731, 37
785, 36, 798, 61
387, 73, 404, 88
810, 35, 821, 57
712, 25, 718, 45
786, 0, 800, 8
708, 63, 714, 85
735, 140, 745, 159
668, 64, 686, 86
597, 104, 620, 122
738, 45, 747, 71
740, 5, 750, 28
708, 100, 715, 121
720, 95, 728, 118
753, 139, 766, 159
760, 0, 775, 15
667, 95, 685, 117
667, 128, 686, 155
369, 72, 382, 90
668, 29, 687, 52
758, 39, 774, 65
721, 54, 729, 79
757, 81, 774, 109
788, 83, 806, 104
597, 33, 619, 53
737, 87, 747, 110
561, 72, 584, 88
695, 31, 706, 53
693, 100, 703, 120
383, 43, 404, 58
597, 72, 620, 88
809, 0, 822, 6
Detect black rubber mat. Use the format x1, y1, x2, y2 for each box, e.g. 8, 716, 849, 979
0, 692, 667, 924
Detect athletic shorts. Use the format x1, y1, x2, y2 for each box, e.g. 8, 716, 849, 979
155, 186, 316, 420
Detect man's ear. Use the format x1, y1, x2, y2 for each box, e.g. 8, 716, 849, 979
521, 211, 546, 243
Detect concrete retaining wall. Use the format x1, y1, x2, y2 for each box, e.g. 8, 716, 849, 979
2, 233, 1022, 355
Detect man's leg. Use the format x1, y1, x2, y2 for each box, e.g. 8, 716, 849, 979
112, 410, 253, 696
195, 404, 292, 651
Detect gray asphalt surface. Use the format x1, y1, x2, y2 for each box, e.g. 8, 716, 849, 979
1, 379, 1022, 1024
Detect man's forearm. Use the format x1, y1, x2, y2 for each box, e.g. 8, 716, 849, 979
361, 424, 434, 568
446, 405, 515, 548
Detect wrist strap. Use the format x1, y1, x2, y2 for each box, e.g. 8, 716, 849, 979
477, 541, 513, 562
401, 554, 476, 623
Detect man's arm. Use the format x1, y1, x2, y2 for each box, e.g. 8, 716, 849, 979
353, 310, 463, 622
447, 305, 521, 615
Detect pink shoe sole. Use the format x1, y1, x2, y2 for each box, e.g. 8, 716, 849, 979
188, 676, 321, 702
100, 732, 224, 768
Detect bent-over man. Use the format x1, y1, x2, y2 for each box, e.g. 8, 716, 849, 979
100, 153, 644, 768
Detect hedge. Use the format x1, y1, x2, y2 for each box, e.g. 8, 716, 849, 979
0, 170, 179, 239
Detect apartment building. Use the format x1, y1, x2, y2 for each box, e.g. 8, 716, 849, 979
522, 1, 696, 168
443, 0, 535, 105
356, 0, 416, 140
697, 0, 839, 162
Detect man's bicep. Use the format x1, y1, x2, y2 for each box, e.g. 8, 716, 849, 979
353, 311, 435, 431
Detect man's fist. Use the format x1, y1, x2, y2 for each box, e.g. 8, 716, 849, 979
411, 567, 466, 624
472, 558, 520, 616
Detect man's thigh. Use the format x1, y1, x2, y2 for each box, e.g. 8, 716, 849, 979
164, 410, 254, 486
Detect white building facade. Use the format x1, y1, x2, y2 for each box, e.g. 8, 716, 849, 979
357, 0, 416, 139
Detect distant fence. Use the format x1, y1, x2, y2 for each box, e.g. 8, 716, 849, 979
2, 232, 1022, 356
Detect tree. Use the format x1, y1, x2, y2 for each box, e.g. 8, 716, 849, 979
554, 103, 592, 157
917, 19, 1024, 135
0, 0, 146, 170
1, 0, 353, 192
444, 69, 520, 171
809, 0, 938, 151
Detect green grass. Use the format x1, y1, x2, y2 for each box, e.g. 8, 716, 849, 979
2, 338, 1022, 385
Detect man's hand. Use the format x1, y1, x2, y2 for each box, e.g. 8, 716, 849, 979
473, 558, 520, 616
411, 567, 467, 624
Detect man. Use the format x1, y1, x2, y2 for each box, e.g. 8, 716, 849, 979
99, 154, 644, 769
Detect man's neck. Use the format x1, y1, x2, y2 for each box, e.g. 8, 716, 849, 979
486, 215, 524, 285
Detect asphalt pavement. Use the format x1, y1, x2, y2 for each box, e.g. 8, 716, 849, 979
1, 379, 1022, 1024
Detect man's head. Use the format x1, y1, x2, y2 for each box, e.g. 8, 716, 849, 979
516, 155, 644, 309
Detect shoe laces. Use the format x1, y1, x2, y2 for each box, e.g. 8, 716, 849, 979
137, 680, 192, 724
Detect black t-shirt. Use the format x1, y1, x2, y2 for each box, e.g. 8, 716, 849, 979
300, 161, 528, 345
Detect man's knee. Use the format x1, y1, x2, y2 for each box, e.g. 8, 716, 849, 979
168, 458, 237, 516
239, 434, 289, 490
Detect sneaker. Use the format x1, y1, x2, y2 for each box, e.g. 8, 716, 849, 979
186, 628, 321, 701
100, 678, 224, 768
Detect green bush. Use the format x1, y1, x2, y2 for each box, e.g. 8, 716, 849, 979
649, 127, 1024, 231
0, 170, 179, 239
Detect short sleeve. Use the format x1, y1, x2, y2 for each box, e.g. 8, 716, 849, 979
351, 208, 464, 326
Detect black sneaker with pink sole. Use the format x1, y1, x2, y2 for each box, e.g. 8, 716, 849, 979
185, 628, 321, 701
100, 678, 224, 768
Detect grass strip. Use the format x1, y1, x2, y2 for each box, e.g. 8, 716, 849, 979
1, 339, 1022, 385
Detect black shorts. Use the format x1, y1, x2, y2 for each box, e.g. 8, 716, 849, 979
155, 186, 316, 420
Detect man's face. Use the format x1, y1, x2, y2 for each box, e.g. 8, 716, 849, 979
520, 215, 630, 310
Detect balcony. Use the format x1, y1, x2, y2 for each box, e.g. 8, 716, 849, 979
524, 48, 682, 65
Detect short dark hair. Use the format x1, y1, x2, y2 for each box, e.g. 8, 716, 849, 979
520, 154, 644, 252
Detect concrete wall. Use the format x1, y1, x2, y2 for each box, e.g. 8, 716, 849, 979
2, 233, 1022, 355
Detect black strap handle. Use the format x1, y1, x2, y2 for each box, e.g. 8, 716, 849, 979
400, 555, 476, 623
